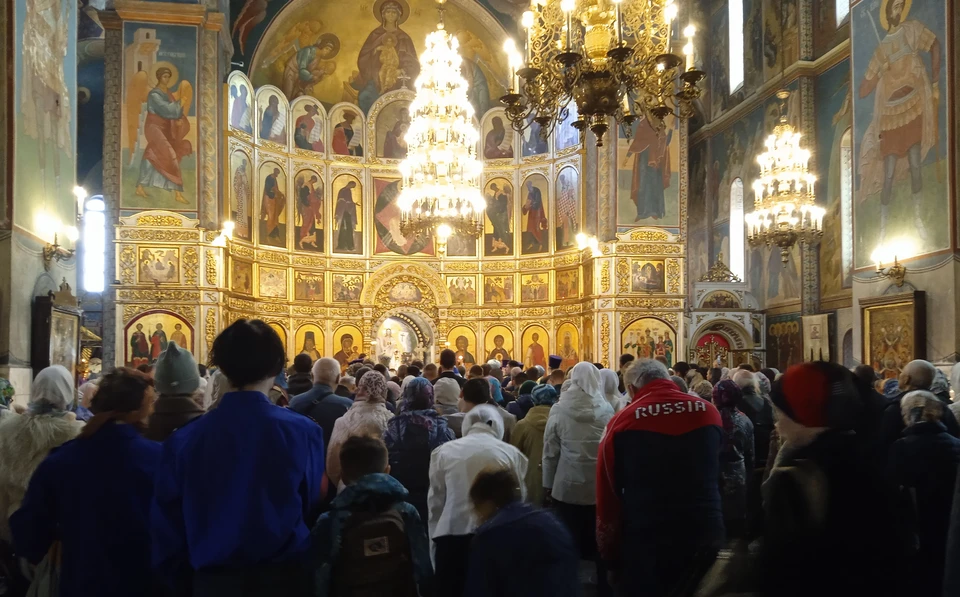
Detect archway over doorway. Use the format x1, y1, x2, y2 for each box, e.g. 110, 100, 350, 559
371, 308, 437, 368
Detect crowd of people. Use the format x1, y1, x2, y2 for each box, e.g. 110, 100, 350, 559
1, 318, 960, 596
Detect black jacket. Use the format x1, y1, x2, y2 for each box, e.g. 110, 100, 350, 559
286, 372, 313, 397
880, 391, 960, 463
289, 384, 353, 449
739, 386, 774, 467
431, 370, 465, 388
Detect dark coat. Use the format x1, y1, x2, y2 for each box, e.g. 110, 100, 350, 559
383, 410, 455, 521
880, 391, 960, 463
738, 386, 773, 467
286, 372, 313, 397
334, 384, 354, 399
506, 394, 535, 421
289, 383, 353, 450
431, 370, 465, 388
889, 421, 960, 597
144, 394, 204, 441
465, 502, 580, 597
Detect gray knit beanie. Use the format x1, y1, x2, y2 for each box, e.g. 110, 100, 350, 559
154, 342, 200, 395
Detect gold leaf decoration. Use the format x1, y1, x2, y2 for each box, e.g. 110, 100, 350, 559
119, 229, 199, 242
600, 314, 610, 367
205, 308, 217, 353
257, 250, 288, 264
617, 243, 682, 255
629, 229, 669, 241
205, 249, 217, 285
616, 258, 630, 292
230, 245, 255, 258
698, 253, 742, 283
119, 246, 136, 284
136, 215, 183, 227
666, 260, 682, 294
295, 255, 326, 268
183, 248, 199, 286
600, 261, 610, 293
331, 259, 363, 269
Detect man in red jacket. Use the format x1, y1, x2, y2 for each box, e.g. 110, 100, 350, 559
597, 359, 725, 596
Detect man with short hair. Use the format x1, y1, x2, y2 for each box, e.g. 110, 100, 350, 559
548, 369, 565, 394
422, 363, 438, 382
373, 363, 390, 380
467, 365, 485, 380
434, 349, 466, 388
618, 354, 635, 393
337, 375, 356, 399
290, 357, 354, 450
597, 359, 724, 595
880, 360, 960, 456
287, 354, 314, 396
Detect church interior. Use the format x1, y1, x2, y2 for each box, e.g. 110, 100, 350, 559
0, 0, 953, 398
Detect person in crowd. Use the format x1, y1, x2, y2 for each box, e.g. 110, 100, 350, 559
710, 380, 754, 539
758, 367, 778, 386
289, 357, 353, 452
75, 380, 98, 421
950, 362, 960, 421
336, 375, 356, 399
510, 384, 559, 506
760, 361, 909, 597
137, 363, 155, 378
600, 368, 624, 413
326, 369, 394, 488
422, 363, 438, 383
670, 375, 689, 394
145, 342, 204, 442
269, 370, 290, 407
487, 376, 505, 405
543, 361, 615, 595
428, 402, 528, 597
685, 367, 704, 388
386, 380, 402, 407
287, 354, 314, 397
617, 354, 635, 393
11, 368, 160, 597
434, 377, 462, 416
397, 365, 409, 380
312, 435, 432, 597
548, 369, 565, 393
151, 320, 325, 595
373, 363, 390, 380
467, 365, 485, 379
203, 369, 232, 410
853, 364, 878, 390
597, 359, 724, 596
731, 369, 773, 467
445, 376, 497, 438
384, 377, 455, 522
406, 365, 422, 379
880, 360, 960, 457
673, 362, 691, 379
881, 377, 900, 398
0, 366, 84, 543
692, 379, 713, 402
434, 349, 466, 388
888, 391, 960, 597
930, 368, 951, 404
506, 380, 538, 420
708, 367, 723, 386
464, 467, 579, 597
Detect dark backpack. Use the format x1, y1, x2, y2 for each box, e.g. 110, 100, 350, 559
332, 507, 418, 597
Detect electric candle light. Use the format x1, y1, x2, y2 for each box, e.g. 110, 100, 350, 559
522, 10, 534, 61
683, 25, 696, 70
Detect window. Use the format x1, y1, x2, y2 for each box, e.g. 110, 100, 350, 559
729, 178, 745, 279
728, 0, 744, 93
840, 128, 853, 287
82, 197, 106, 293
836, 0, 850, 26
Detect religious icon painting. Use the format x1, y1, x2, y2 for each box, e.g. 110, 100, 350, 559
556, 100, 581, 152
268, 322, 288, 356
483, 177, 514, 256
860, 291, 927, 378
447, 326, 478, 368
256, 86, 288, 145
482, 108, 515, 161
583, 261, 594, 296
446, 232, 478, 257
259, 266, 288, 299
137, 247, 180, 285
294, 272, 324, 302
387, 282, 422, 304
555, 268, 579, 300
621, 318, 676, 367
447, 276, 478, 304
125, 311, 193, 369
295, 324, 324, 361
258, 162, 287, 249
521, 113, 550, 157
630, 259, 666, 293
483, 275, 514, 305
120, 23, 199, 212
617, 114, 680, 228
333, 325, 363, 370
555, 167, 580, 251
520, 273, 549, 302
332, 274, 364, 302
484, 326, 514, 363
375, 99, 412, 159
231, 259, 253, 295
520, 174, 550, 255
374, 177, 433, 255
290, 97, 327, 154
332, 174, 363, 254
329, 104, 365, 158
701, 290, 740, 309
521, 325, 548, 370
766, 315, 802, 372
556, 323, 580, 371
227, 71, 254, 134
294, 169, 324, 252
229, 150, 253, 240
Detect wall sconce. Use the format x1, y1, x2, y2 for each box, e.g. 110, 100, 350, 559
210, 220, 236, 247
872, 243, 909, 287
575, 232, 602, 257
876, 256, 907, 287
42, 233, 76, 271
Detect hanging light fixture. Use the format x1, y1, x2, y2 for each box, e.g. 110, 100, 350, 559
745, 90, 824, 263
499, 0, 703, 147
398, 1, 484, 242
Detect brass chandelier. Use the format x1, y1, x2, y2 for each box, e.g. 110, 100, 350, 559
500, 0, 703, 147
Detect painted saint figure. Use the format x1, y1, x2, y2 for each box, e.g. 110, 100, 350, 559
484, 117, 514, 159
170, 323, 188, 351
559, 332, 578, 371
556, 171, 578, 250
232, 158, 251, 239
294, 104, 325, 152
454, 335, 476, 367
352, 0, 419, 113
230, 84, 252, 133
296, 173, 323, 250
383, 118, 409, 159
334, 334, 359, 370
259, 95, 286, 143
335, 181, 360, 252
261, 168, 285, 244
150, 323, 168, 362
486, 183, 512, 254
300, 331, 322, 361
487, 335, 511, 363
626, 118, 671, 221
135, 67, 194, 204
130, 323, 150, 367
858, 0, 940, 241
522, 180, 547, 253
525, 332, 546, 369
282, 33, 341, 99
332, 111, 363, 156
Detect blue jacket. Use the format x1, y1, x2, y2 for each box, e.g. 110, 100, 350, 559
290, 383, 354, 449
506, 394, 534, 421
465, 502, 580, 597
383, 410, 456, 521
10, 423, 162, 597
311, 473, 432, 596
151, 391, 326, 580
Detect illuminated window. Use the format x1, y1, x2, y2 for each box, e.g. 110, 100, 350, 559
728, 0, 744, 93
840, 128, 853, 287
836, 0, 849, 26
82, 197, 106, 293
729, 178, 745, 279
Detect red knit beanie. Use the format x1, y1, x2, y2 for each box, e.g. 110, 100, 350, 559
770, 362, 863, 430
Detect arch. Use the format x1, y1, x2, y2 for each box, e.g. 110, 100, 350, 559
840, 127, 853, 288
367, 89, 416, 159
254, 85, 289, 146
360, 262, 451, 308
689, 317, 753, 352
729, 178, 744, 279
124, 309, 195, 367
371, 307, 439, 365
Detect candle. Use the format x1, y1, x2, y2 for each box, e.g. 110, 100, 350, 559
683, 25, 696, 70
612, 0, 623, 46
561, 0, 575, 50
622, 94, 630, 114
522, 10, 534, 61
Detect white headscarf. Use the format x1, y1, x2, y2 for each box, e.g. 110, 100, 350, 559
567, 361, 602, 400
205, 370, 233, 410
30, 365, 75, 413
599, 368, 624, 412
462, 403, 504, 440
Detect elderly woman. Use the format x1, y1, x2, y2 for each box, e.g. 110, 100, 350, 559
384, 377, 455, 521
600, 368, 625, 413
0, 366, 84, 542
712, 380, 754, 539
510, 384, 559, 505
326, 371, 394, 487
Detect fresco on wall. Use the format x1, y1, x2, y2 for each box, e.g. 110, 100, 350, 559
852, 0, 949, 268
557, 323, 580, 371
484, 326, 514, 362
126, 311, 192, 368
295, 324, 324, 360
121, 23, 197, 212
744, 0, 764, 91
374, 178, 433, 255
332, 174, 363, 254
247, 0, 507, 116
766, 313, 802, 372
482, 111, 515, 160
763, 0, 799, 81
258, 162, 287, 248
483, 275, 514, 304
333, 274, 364, 302
621, 318, 675, 366
294, 169, 323, 252
484, 178, 514, 256
329, 105, 364, 157
333, 325, 362, 369
291, 98, 326, 153
749, 244, 801, 307
617, 115, 680, 228
521, 174, 549, 255
228, 71, 254, 133
447, 326, 478, 367
256, 87, 287, 144
816, 59, 852, 298
556, 167, 580, 251
521, 325, 548, 369
709, 7, 730, 119
230, 150, 253, 240
814, 0, 851, 57
376, 100, 411, 159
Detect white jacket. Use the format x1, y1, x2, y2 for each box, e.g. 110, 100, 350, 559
326, 400, 393, 486
542, 378, 614, 505
427, 405, 528, 539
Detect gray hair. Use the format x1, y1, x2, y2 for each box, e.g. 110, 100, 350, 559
623, 359, 670, 390
341, 375, 356, 390
732, 369, 758, 391
671, 376, 689, 393
901, 390, 943, 426
312, 357, 341, 387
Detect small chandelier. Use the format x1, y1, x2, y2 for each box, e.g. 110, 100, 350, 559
398, 3, 484, 241
499, 0, 703, 147
745, 90, 824, 263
